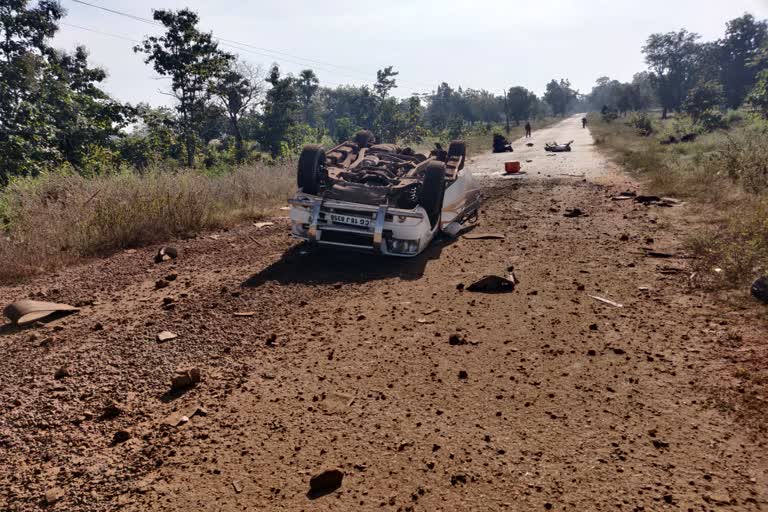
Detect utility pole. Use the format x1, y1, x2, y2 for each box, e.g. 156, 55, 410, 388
503, 89, 510, 134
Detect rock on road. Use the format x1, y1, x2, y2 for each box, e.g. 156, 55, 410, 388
0, 116, 766, 511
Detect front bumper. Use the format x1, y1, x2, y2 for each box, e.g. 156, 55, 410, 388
288, 195, 433, 257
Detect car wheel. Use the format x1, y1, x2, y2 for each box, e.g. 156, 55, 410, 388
297, 144, 326, 195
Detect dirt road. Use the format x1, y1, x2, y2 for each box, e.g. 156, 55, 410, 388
1, 116, 766, 511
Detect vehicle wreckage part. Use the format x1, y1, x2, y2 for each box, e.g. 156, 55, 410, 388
354, 130, 375, 148
448, 141, 466, 171
385, 238, 419, 255
298, 144, 326, 195
3, 300, 80, 325
289, 196, 428, 255
419, 161, 447, 228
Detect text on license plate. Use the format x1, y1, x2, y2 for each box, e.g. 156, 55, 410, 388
329, 213, 371, 227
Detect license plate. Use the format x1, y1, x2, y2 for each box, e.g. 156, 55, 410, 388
328, 213, 371, 227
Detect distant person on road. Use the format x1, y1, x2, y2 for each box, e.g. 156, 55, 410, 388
582, 117, 587, 129
524, 121, 532, 138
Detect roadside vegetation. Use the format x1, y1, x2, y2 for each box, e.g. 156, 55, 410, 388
591, 112, 768, 287
585, 14, 768, 289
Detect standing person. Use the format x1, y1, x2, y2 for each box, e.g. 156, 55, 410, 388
582, 116, 587, 129
524, 121, 532, 138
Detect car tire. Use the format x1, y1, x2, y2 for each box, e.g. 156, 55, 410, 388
354, 130, 375, 148
419, 161, 446, 229
297, 144, 326, 195
448, 140, 466, 170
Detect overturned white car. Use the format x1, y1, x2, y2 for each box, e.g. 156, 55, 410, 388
289, 131, 481, 257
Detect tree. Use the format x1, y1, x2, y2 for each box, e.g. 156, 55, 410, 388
720, 14, 768, 108
682, 80, 725, 122
544, 79, 577, 116
134, 9, 233, 167
643, 29, 702, 118
747, 69, 768, 118
212, 60, 262, 162
374, 66, 398, 99
506, 86, 536, 125
297, 69, 319, 125
1, 0, 128, 182
259, 65, 298, 157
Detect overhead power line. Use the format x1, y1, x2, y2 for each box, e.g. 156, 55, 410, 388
68, 0, 435, 92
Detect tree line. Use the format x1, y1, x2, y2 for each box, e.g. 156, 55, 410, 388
4, 2, 766, 184
587, 13, 768, 126
0, 1, 584, 183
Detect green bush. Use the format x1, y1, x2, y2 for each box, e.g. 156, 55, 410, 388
625, 112, 655, 136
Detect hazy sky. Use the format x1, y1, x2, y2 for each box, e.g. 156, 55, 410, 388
53, 0, 768, 105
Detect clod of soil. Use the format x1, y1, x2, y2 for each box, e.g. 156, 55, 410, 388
170, 368, 202, 391
308, 468, 343, 498
111, 430, 130, 445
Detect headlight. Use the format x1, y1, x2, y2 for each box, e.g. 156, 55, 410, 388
386, 238, 419, 255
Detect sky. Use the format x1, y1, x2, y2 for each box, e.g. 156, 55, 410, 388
52, 0, 768, 106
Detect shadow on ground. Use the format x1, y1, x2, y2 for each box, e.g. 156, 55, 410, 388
242, 233, 466, 288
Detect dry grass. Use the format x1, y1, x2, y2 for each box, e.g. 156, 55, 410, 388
589, 113, 768, 287
0, 162, 295, 282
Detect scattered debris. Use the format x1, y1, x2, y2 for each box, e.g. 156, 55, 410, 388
492, 133, 514, 153
588, 295, 624, 308
54, 366, 69, 380
751, 276, 768, 304
449, 334, 467, 346
644, 251, 676, 259
100, 403, 123, 420
164, 404, 208, 426
467, 275, 516, 294
156, 331, 178, 343
545, 141, 573, 152
44, 487, 65, 505
111, 430, 130, 445
253, 221, 275, 229
657, 266, 687, 274
170, 368, 202, 391
563, 208, 586, 218
308, 468, 344, 498
450, 473, 468, 486
232, 481, 243, 494
660, 133, 697, 145
463, 233, 505, 240
634, 195, 660, 204
3, 300, 79, 326
504, 161, 521, 174
154, 246, 178, 263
